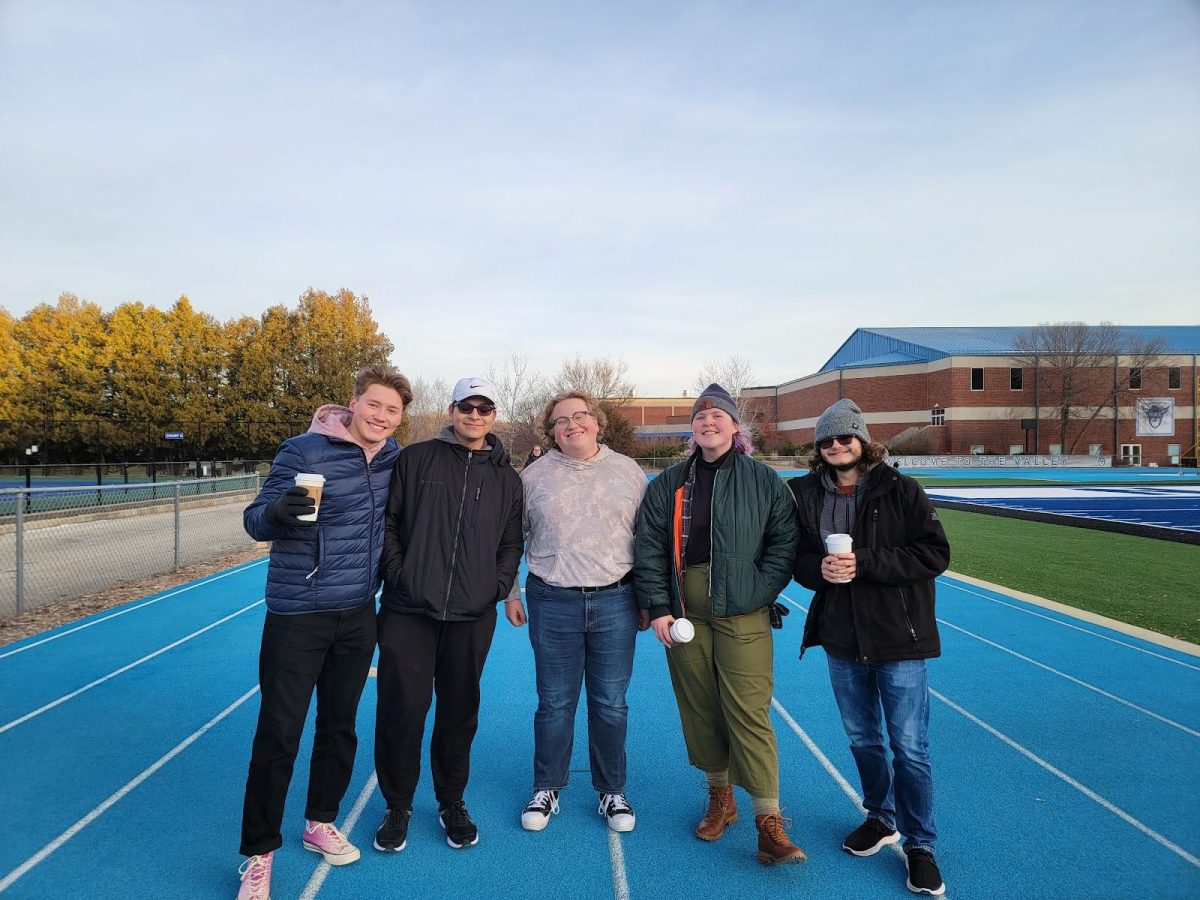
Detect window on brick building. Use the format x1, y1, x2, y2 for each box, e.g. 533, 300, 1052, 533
1129, 367, 1141, 389
971, 368, 984, 390
1010, 367, 1022, 390
1169, 367, 1181, 390
931, 408, 945, 426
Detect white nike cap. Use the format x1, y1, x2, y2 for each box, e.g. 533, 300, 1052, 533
451, 376, 499, 405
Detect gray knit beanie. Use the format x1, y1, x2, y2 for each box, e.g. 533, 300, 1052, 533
691, 383, 739, 423
814, 398, 871, 444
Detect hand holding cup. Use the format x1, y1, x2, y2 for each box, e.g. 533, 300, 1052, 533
823, 533, 855, 583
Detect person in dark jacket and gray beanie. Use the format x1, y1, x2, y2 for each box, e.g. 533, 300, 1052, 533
789, 398, 950, 897
236, 365, 411, 900
373, 376, 523, 854
634, 383, 807, 866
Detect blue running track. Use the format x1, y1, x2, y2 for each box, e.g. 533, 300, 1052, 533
1, 558, 1199, 898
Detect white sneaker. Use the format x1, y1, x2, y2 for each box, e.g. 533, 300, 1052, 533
521, 789, 560, 831
599, 792, 636, 832
302, 820, 361, 865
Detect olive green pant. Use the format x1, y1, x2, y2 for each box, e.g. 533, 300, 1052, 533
665, 564, 779, 798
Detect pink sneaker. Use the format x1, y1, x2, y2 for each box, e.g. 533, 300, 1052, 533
236, 852, 272, 900
303, 819, 361, 865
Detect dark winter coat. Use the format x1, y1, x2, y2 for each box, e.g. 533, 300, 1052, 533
380, 428, 523, 621
789, 465, 950, 663
634, 450, 798, 621
244, 431, 400, 614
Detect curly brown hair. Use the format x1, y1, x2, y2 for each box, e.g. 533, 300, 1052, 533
808, 438, 888, 477
540, 390, 607, 449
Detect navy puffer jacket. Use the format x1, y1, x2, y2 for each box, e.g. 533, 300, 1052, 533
245, 432, 400, 614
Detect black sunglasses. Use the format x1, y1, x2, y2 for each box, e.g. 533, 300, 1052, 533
456, 401, 496, 416
817, 434, 856, 450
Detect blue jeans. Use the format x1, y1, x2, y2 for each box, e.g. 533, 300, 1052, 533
826, 655, 937, 851
526, 574, 638, 794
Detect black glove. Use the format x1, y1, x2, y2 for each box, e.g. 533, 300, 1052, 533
769, 602, 790, 630
265, 486, 316, 527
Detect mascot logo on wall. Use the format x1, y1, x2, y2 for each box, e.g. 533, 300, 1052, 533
1135, 397, 1174, 437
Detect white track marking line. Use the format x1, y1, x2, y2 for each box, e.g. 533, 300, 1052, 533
935, 619, 1200, 738
0, 599, 263, 735
771, 698, 911, 867
299, 771, 379, 900
0, 685, 260, 893
937, 579, 1200, 671
931, 689, 1200, 869
0, 558, 267, 660
608, 827, 631, 900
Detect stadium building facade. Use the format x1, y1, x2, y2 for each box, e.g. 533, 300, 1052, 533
743, 327, 1200, 467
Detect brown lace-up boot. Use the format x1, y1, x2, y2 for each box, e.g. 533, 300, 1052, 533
755, 812, 807, 865
695, 785, 738, 841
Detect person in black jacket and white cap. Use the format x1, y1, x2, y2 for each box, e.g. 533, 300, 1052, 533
789, 399, 950, 896
373, 376, 524, 854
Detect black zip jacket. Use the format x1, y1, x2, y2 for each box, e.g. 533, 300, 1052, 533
789, 465, 950, 663
380, 428, 523, 621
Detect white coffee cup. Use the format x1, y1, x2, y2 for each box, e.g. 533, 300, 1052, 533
669, 618, 695, 644
294, 473, 326, 522
824, 533, 853, 583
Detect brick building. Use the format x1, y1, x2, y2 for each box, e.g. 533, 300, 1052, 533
617, 396, 696, 441
743, 327, 1200, 466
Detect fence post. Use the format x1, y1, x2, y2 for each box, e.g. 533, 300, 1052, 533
15, 490, 25, 616
173, 482, 182, 571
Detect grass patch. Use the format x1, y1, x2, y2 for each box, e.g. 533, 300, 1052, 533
937, 508, 1200, 645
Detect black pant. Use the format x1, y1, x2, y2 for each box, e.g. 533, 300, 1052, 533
240, 601, 376, 856
375, 606, 497, 810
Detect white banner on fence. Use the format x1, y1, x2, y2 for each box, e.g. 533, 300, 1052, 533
891, 454, 1112, 469
1135, 397, 1175, 437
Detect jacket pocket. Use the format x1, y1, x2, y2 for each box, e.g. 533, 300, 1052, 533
307, 529, 324, 586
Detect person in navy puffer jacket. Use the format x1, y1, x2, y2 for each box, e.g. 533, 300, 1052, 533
233, 365, 411, 900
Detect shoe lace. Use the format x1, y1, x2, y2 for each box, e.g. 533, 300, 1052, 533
306, 820, 348, 851
238, 854, 271, 894
761, 811, 794, 841
444, 800, 471, 827
602, 793, 632, 816
528, 790, 559, 814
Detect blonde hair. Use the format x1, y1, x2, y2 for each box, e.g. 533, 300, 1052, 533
540, 390, 607, 448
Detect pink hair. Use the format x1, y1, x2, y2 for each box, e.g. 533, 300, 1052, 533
686, 425, 754, 457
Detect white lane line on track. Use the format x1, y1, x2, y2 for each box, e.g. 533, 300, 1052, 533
935, 619, 1200, 739
608, 827, 631, 900
771, 698, 911, 867
777, 592, 1198, 869
938, 579, 1200, 672
299, 771, 379, 900
931, 689, 1200, 869
0, 557, 268, 661
0, 599, 264, 735
0, 685, 260, 894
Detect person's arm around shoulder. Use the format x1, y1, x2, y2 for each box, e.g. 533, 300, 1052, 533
854, 474, 950, 585
380, 451, 409, 590
244, 441, 315, 541
634, 473, 679, 647
495, 468, 525, 607
755, 465, 800, 599
788, 476, 826, 591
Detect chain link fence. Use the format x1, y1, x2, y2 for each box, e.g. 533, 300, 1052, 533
1, 475, 261, 619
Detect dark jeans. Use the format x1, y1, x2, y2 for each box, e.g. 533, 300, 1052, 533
374, 606, 497, 810
240, 601, 376, 856
526, 574, 638, 794
826, 655, 937, 851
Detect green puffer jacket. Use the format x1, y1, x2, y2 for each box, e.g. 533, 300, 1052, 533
633, 451, 798, 621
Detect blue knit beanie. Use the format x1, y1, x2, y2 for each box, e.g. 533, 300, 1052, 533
691, 383, 739, 424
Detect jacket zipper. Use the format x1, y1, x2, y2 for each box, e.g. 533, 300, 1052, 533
365, 452, 375, 598
442, 449, 473, 620
900, 587, 918, 642
706, 465, 719, 609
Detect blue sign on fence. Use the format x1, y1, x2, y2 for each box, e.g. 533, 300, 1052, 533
164, 432, 184, 441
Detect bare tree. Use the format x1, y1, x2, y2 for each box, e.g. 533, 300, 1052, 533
404, 375, 451, 443
485, 351, 549, 453
551, 355, 640, 455
1011, 322, 1165, 453
693, 355, 756, 423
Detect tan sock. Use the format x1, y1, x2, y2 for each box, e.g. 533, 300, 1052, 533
705, 770, 730, 789
751, 797, 780, 817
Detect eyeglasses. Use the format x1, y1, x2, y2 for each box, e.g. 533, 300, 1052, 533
456, 401, 496, 416
551, 410, 594, 429
817, 434, 856, 450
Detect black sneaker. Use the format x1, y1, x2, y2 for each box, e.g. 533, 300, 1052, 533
439, 800, 479, 848
905, 848, 945, 896
842, 816, 900, 856
373, 808, 411, 852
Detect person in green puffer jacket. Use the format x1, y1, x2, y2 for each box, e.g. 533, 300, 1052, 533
633, 383, 806, 867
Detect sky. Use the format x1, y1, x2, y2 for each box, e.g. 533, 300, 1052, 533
2, 0, 1198, 396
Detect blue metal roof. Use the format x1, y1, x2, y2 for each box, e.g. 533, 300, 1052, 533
820, 326, 1200, 373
